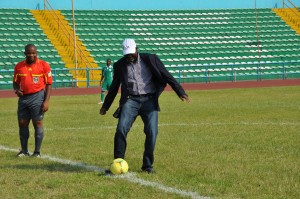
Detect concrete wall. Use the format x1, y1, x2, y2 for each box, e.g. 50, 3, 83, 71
0, 0, 299, 10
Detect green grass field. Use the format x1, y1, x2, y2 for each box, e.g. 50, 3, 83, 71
0, 86, 299, 199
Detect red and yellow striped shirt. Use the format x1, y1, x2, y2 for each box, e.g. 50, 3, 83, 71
13, 59, 52, 94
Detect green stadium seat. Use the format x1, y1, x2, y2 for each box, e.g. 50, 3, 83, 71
1, 8, 300, 87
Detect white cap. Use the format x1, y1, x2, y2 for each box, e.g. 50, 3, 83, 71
122, 38, 136, 55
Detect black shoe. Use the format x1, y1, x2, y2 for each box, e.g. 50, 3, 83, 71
31, 152, 41, 158
142, 168, 156, 174
17, 150, 30, 157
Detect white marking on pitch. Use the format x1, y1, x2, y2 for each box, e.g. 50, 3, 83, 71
5, 121, 299, 133
45, 121, 300, 131
0, 145, 209, 199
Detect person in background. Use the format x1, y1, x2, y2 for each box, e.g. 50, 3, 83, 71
99, 59, 113, 104
100, 38, 190, 173
13, 44, 52, 157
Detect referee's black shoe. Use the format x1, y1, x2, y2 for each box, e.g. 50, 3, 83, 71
31, 152, 41, 158
17, 150, 30, 157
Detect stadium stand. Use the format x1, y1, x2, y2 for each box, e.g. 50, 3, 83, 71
0, 8, 74, 89
60, 8, 300, 83
0, 8, 300, 89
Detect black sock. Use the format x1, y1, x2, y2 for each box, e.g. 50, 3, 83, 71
19, 127, 29, 152
34, 127, 44, 153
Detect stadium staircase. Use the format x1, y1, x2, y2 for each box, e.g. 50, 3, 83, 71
31, 10, 100, 87
272, 8, 300, 34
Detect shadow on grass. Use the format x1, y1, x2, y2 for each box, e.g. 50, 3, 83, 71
1, 151, 108, 174
0, 163, 90, 173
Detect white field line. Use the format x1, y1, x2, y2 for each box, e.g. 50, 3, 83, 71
4, 122, 299, 133
159, 122, 300, 126
0, 145, 210, 199
45, 121, 300, 131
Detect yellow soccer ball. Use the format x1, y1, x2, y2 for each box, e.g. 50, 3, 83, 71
110, 158, 129, 175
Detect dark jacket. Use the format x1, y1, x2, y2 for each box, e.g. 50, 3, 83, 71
102, 53, 187, 111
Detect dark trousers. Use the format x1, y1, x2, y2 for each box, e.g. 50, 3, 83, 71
114, 95, 158, 169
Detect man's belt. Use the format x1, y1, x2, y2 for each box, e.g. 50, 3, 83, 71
129, 93, 155, 97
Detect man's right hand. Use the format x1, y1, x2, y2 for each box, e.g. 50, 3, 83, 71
180, 94, 190, 103
100, 107, 107, 115
15, 89, 23, 97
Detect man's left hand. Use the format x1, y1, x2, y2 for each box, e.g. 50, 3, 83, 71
41, 101, 49, 112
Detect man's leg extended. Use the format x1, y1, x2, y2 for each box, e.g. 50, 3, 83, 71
114, 98, 139, 159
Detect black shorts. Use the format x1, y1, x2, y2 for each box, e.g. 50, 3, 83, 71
17, 90, 45, 121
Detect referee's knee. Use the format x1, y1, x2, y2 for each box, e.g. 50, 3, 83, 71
18, 119, 30, 127
33, 120, 43, 128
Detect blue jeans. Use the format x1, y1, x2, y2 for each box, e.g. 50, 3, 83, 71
114, 95, 158, 170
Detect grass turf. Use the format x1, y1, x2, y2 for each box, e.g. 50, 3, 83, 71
0, 86, 299, 199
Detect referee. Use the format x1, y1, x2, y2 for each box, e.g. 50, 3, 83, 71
13, 44, 52, 157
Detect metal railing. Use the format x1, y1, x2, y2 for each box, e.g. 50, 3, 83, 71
171, 61, 300, 84
1, 61, 299, 90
